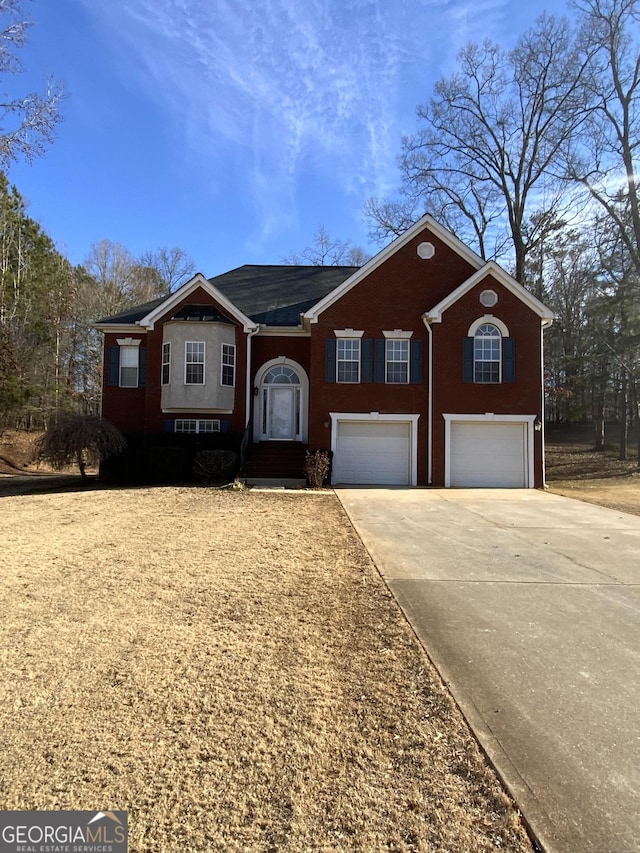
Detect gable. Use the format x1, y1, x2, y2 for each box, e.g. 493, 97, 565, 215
140, 274, 257, 332
424, 262, 554, 324
303, 214, 485, 323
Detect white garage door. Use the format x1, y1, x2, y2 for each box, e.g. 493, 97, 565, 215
450, 421, 527, 487
334, 421, 411, 485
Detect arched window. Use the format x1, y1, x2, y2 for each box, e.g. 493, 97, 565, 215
263, 366, 300, 384
474, 323, 501, 383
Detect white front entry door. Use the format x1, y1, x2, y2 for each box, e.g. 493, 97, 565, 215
268, 386, 295, 439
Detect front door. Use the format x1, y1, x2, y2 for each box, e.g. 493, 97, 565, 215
268, 386, 295, 439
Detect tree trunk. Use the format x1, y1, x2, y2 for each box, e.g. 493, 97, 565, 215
637, 400, 640, 470
595, 400, 605, 451
77, 450, 87, 483
619, 370, 628, 460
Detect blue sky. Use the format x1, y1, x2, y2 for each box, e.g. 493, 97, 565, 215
9, 0, 564, 277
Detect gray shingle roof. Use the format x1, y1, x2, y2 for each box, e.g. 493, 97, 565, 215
95, 265, 359, 327
95, 296, 166, 325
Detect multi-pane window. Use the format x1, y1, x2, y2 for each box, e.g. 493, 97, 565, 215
185, 341, 205, 384
474, 324, 501, 383
385, 339, 409, 383
175, 419, 220, 434
161, 342, 171, 385
337, 338, 360, 383
119, 346, 139, 387
221, 343, 236, 387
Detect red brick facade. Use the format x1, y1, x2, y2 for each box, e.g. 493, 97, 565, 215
98, 218, 552, 487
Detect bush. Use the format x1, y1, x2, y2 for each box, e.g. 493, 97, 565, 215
37, 413, 126, 483
148, 445, 190, 484
304, 449, 331, 488
193, 449, 239, 484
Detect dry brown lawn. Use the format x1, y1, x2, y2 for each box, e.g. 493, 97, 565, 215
545, 426, 640, 516
0, 486, 533, 852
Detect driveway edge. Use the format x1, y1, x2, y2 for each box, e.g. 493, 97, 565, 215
335, 490, 554, 853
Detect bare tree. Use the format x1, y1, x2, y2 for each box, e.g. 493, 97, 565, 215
282, 225, 369, 266
566, 0, 640, 277
84, 239, 140, 318
368, 15, 592, 283
0, 0, 63, 165
138, 246, 196, 293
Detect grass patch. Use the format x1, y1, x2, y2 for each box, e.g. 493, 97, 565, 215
0, 488, 532, 851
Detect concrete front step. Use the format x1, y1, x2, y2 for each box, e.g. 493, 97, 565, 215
244, 477, 307, 489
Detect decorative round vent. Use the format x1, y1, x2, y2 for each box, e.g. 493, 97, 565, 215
417, 241, 435, 259
480, 289, 498, 307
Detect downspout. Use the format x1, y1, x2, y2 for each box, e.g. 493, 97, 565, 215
245, 324, 261, 431
422, 314, 434, 485
541, 318, 552, 488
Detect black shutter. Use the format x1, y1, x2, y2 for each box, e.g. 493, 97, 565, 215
108, 346, 119, 386
139, 347, 147, 387
221, 420, 231, 433
361, 339, 373, 382
502, 337, 516, 382
325, 339, 336, 382
163, 419, 174, 433
410, 339, 422, 384
462, 337, 474, 383
374, 339, 385, 383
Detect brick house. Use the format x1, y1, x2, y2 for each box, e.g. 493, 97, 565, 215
95, 214, 554, 487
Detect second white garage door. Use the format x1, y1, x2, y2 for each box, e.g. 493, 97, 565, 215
449, 421, 528, 487
334, 420, 411, 485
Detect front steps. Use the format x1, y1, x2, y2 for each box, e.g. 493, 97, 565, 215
241, 441, 308, 486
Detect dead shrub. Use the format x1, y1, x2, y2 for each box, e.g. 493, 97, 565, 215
193, 449, 239, 484
304, 449, 331, 488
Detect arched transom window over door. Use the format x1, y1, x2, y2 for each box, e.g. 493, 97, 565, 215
264, 366, 300, 385
261, 366, 302, 439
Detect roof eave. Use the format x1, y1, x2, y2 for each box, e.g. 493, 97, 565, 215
425, 261, 555, 323
93, 322, 145, 334
139, 273, 258, 332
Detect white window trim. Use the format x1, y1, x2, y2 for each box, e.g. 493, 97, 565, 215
333, 328, 364, 338
116, 337, 141, 347
385, 338, 410, 384
175, 418, 221, 434
467, 316, 509, 337
336, 337, 361, 383
185, 341, 205, 385
472, 322, 502, 384
221, 342, 236, 388
382, 329, 413, 339
162, 342, 171, 385
442, 413, 536, 488
329, 412, 420, 486
118, 344, 140, 388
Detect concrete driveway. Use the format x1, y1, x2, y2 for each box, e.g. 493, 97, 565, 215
336, 488, 640, 853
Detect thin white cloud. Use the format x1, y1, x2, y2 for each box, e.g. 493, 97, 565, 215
74, 0, 516, 246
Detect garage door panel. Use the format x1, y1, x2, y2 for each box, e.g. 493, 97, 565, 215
335, 421, 411, 485
450, 421, 527, 488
